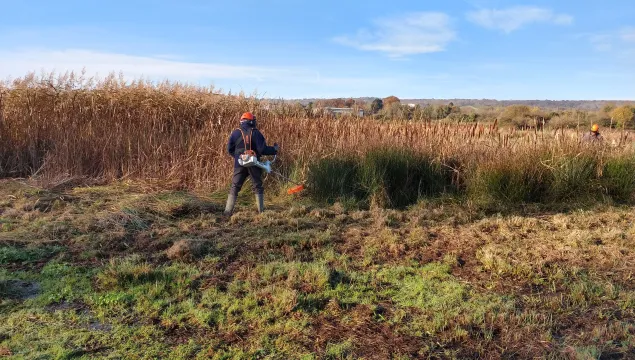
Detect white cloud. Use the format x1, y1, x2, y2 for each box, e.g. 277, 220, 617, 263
621, 27, 635, 42
467, 6, 574, 33
0, 49, 297, 83
553, 14, 574, 25
0, 48, 412, 97
590, 34, 613, 52
587, 27, 635, 53
333, 12, 456, 57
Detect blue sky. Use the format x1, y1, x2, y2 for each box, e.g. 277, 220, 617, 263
0, 0, 634, 100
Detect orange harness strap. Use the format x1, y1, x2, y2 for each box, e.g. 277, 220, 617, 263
238, 128, 256, 156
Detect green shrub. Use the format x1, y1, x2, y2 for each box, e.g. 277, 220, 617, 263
602, 156, 635, 203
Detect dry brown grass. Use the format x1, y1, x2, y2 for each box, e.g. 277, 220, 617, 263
2, 72, 633, 195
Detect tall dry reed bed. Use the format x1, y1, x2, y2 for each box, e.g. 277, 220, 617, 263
1, 73, 634, 207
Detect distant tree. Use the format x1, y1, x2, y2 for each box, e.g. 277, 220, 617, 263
383, 96, 400, 107
344, 98, 355, 108
380, 102, 407, 120
501, 105, 532, 119
446, 102, 460, 115
429, 102, 459, 120
317, 98, 347, 108
603, 103, 616, 114
499, 105, 535, 128
306, 102, 314, 116
421, 105, 435, 120
610, 106, 635, 128
433, 105, 444, 120
332, 98, 346, 107
370, 98, 383, 114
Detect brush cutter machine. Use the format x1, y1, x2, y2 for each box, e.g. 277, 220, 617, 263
238, 152, 305, 194
238, 151, 272, 173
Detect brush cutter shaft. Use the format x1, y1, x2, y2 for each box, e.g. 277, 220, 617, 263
239, 152, 302, 188
251, 153, 305, 192
271, 171, 303, 186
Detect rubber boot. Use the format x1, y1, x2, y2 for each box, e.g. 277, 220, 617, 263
223, 194, 237, 216
255, 193, 265, 213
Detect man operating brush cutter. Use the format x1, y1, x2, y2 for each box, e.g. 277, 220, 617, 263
223, 112, 279, 215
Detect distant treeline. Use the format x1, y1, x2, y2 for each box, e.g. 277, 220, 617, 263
290, 98, 633, 111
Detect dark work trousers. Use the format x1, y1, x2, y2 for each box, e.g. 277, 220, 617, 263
230, 166, 264, 196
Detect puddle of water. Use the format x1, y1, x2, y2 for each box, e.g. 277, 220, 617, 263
2, 280, 41, 300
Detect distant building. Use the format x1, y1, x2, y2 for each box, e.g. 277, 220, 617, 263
323, 107, 365, 117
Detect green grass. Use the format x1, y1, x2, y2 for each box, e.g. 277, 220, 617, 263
38, 262, 96, 305
547, 154, 599, 203
0, 245, 63, 265
603, 155, 635, 203
468, 153, 611, 209
468, 157, 549, 206
306, 156, 363, 205
0, 180, 634, 358
308, 148, 635, 210
359, 149, 452, 208
307, 148, 453, 209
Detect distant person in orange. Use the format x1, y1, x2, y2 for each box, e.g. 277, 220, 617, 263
582, 124, 604, 143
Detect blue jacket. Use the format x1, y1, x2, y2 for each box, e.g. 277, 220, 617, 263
227, 121, 277, 168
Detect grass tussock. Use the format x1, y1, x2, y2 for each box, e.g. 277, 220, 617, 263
359, 149, 453, 208
306, 156, 362, 205
602, 155, 635, 203
308, 149, 453, 209
310, 147, 635, 209
468, 152, 603, 207
468, 153, 550, 206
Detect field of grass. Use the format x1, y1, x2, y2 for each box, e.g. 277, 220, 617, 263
2, 73, 635, 359
1, 179, 634, 359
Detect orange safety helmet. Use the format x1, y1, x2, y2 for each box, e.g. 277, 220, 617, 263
591, 124, 599, 132
240, 112, 255, 121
